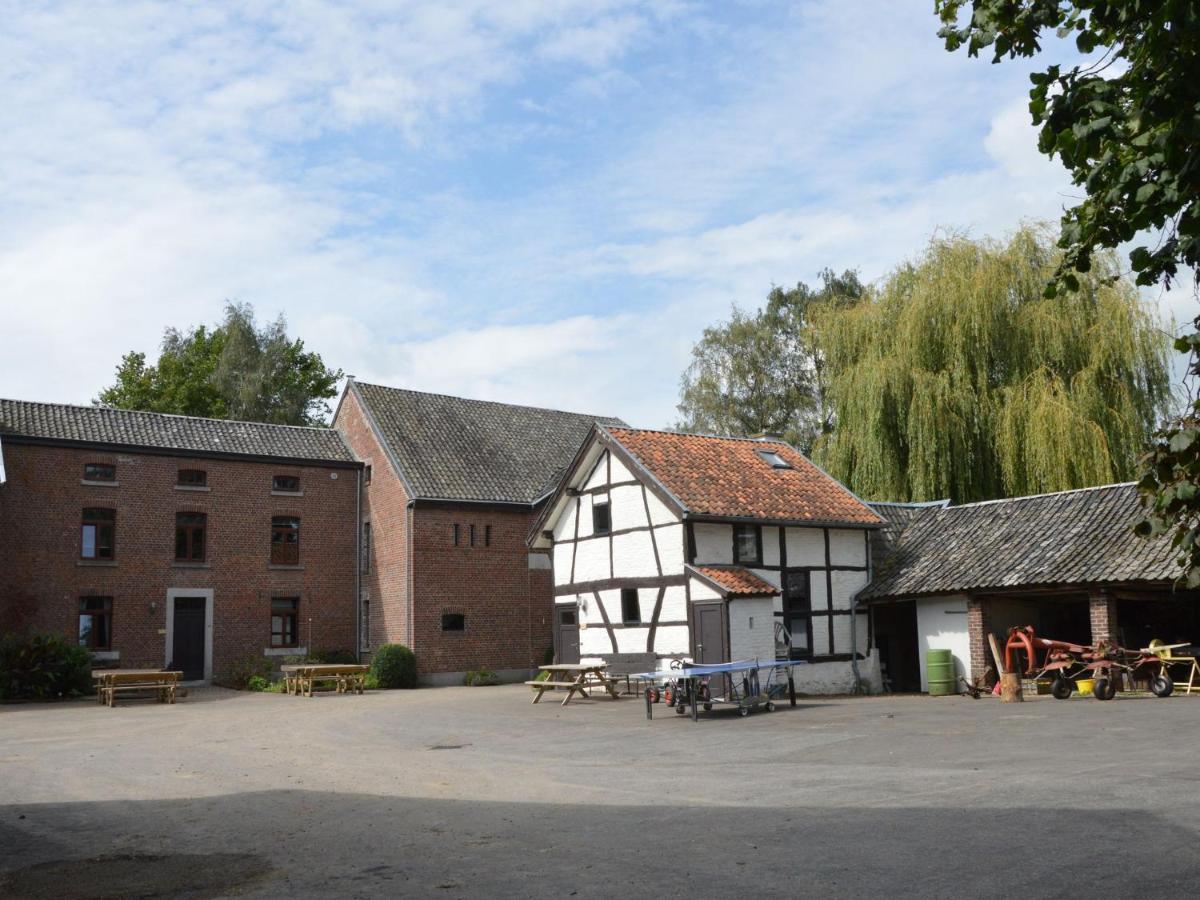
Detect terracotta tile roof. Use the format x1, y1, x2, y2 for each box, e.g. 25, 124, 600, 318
691, 565, 779, 597
861, 483, 1179, 599
607, 428, 881, 526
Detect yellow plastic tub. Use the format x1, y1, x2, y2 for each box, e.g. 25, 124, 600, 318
1076, 678, 1094, 697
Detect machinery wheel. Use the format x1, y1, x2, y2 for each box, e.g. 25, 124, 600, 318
675, 703, 686, 715
1093, 677, 1116, 701
1051, 676, 1073, 700
739, 706, 750, 717
646, 687, 658, 704
1151, 674, 1174, 698
765, 701, 775, 712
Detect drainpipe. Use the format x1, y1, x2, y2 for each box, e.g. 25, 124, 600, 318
848, 529, 872, 695
354, 466, 362, 661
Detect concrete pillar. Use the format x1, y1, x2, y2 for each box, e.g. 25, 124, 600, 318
1089, 590, 1119, 645
967, 596, 991, 679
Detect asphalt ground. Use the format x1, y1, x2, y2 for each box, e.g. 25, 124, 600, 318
3, 684, 1199, 899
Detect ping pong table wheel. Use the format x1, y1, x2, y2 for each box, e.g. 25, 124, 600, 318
765, 701, 775, 712
739, 706, 750, 717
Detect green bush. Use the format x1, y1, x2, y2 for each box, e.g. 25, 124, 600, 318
370, 644, 417, 689
463, 668, 500, 686
246, 675, 270, 692
216, 656, 272, 690
0, 632, 93, 701
363, 672, 380, 691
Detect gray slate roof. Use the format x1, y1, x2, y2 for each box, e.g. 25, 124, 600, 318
351, 382, 625, 504
0, 399, 356, 464
862, 483, 1179, 599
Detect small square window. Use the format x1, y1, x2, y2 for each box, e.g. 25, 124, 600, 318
178, 469, 207, 487
620, 588, 640, 625
273, 475, 300, 492
441, 613, 465, 632
592, 502, 611, 535
733, 525, 760, 565
757, 449, 792, 469
84, 463, 115, 482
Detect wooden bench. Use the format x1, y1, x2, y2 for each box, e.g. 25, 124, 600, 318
602, 652, 657, 696
527, 664, 620, 706
284, 664, 369, 697
94, 670, 181, 707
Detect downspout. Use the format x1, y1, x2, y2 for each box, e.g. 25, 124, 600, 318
848, 529, 872, 695
406, 500, 416, 648
355, 467, 362, 661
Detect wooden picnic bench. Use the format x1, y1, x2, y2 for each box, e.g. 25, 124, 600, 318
92, 669, 182, 707
526, 663, 620, 707
281, 663, 369, 697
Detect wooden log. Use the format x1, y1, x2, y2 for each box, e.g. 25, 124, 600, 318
988, 633, 1007, 675
999, 671, 1023, 703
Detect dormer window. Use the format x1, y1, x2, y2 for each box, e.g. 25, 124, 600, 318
757, 449, 792, 469
592, 501, 611, 535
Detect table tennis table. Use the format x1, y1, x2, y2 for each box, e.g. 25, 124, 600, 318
636, 658, 808, 721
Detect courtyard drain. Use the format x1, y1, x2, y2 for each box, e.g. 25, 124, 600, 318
0, 852, 273, 899
428, 743, 470, 750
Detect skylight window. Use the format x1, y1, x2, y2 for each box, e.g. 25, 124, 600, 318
757, 449, 792, 469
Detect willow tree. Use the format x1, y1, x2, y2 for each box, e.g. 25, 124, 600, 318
813, 227, 1172, 503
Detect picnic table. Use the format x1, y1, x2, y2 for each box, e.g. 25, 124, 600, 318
92, 669, 181, 707
281, 663, 369, 697
526, 663, 620, 706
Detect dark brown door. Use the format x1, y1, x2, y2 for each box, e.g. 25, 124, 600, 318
555, 607, 580, 664
694, 602, 727, 664
172, 597, 206, 681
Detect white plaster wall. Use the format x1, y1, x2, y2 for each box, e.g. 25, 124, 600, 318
660, 585, 687, 623
652, 625, 691, 660
689, 576, 722, 603
762, 526, 780, 566
573, 536, 610, 582
609, 453, 634, 483
583, 590, 613, 627
789, 650, 883, 694
612, 530, 658, 578
552, 542, 575, 587
728, 596, 777, 663
579, 627, 612, 658
831, 612, 870, 656
645, 490, 678, 526
610, 483, 646, 532
615, 627, 650, 653
693, 523, 733, 564
830, 570, 868, 611
786, 527, 826, 566
810, 572, 828, 611
810, 617, 830, 657
577, 493, 596, 539
655, 524, 685, 575
552, 499, 578, 542
583, 451, 609, 490
829, 528, 868, 567
915, 595, 971, 692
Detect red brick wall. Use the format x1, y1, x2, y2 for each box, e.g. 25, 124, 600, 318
410, 504, 553, 675
333, 388, 411, 651
0, 441, 358, 678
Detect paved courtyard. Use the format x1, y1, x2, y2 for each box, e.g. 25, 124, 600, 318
3, 685, 1200, 899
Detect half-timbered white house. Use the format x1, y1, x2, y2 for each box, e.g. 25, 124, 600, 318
529, 425, 886, 693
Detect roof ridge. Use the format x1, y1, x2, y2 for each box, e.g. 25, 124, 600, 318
608, 425, 789, 446
353, 381, 622, 423
868, 499, 952, 509
0, 397, 338, 434
945, 482, 1138, 510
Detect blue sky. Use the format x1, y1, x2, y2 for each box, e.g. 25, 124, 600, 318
0, 1, 1186, 426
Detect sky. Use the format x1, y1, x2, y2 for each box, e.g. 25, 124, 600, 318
0, 0, 1192, 427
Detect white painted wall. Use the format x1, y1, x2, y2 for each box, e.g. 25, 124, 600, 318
728, 596, 777, 663
645, 490, 677, 526
762, 526, 780, 566
693, 522, 732, 564
659, 585, 687, 623
688, 575, 722, 603
656, 524, 685, 575
785, 527, 825, 566
609, 453, 634, 483
573, 536, 610, 583
828, 528, 868, 567
915, 595, 971, 692
583, 451, 609, 490
790, 651, 883, 694
609, 483, 646, 532
612, 530, 658, 578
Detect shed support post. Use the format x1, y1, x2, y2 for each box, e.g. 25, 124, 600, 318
1089, 590, 1119, 645
966, 596, 991, 683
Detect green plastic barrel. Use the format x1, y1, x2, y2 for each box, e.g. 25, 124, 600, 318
927, 649, 956, 696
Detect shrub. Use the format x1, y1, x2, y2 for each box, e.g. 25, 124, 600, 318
0, 632, 93, 701
463, 668, 500, 687
370, 644, 417, 689
216, 656, 272, 690
246, 675, 270, 692
363, 672, 380, 691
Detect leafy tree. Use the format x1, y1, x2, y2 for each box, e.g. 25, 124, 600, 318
934, 2, 1200, 576
674, 270, 863, 451
97, 303, 342, 426
812, 227, 1171, 503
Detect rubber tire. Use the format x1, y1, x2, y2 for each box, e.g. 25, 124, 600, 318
765, 701, 775, 712
1051, 677, 1073, 700
675, 704, 686, 715
739, 706, 750, 717
1093, 677, 1116, 701
1151, 674, 1174, 698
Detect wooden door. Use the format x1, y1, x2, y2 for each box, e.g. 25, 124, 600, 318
693, 602, 727, 664
172, 597, 206, 681
554, 607, 580, 664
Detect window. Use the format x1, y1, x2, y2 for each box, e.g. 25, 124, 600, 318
272, 474, 300, 492
757, 449, 792, 469
364, 465, 372, 485
592, 501, 611, 535
733, 524, 761, 565
362, 522, 371, 574
780, 571, 811, 660
484, 525, 492, 547
177, 469, 207, 487
84, 463, 115, 482
452, 523, 460, 546
271, 516, 300, 564
175, 512, 206, 561
81, 508, 115, 559
469, 524, 476, 546
271, 597, 299, 648
441, 613, 465, 631
621, 588, 640, 625
79, 596, 112, 650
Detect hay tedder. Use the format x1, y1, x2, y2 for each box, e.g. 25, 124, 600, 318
1003, 625, 1178, 701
